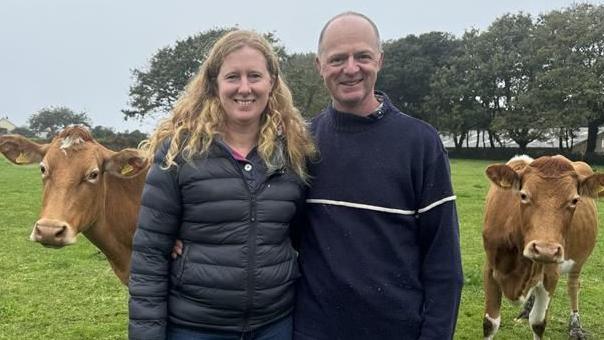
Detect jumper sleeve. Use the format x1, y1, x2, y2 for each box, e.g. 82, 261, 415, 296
416, 144, 464, 340
128, 142, 182, 340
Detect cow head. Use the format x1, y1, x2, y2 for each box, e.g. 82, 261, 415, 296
486, 155, 604, 263
0, 126, 148, 247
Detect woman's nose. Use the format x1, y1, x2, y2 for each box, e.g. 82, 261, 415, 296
238, 78, 252, 94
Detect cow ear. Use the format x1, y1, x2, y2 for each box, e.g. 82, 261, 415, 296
578, 173, 604, 198
0, 135, 49, 165
104, 149, 149, 178
485, 164, 521, 190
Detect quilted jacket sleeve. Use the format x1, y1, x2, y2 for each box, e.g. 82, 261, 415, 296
128, 141, 182, 340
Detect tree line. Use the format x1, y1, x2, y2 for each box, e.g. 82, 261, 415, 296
4, 106, 146, 150
123, 3, 604, 155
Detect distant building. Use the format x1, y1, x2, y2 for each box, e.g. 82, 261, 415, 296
570, 130, 604, 154
440, 127, 604, 155
0, 116, 17, 133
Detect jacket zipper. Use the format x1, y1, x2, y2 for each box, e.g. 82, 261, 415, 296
217, 144, 275, 332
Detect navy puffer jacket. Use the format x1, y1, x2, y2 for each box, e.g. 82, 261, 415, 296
128, 141, 303, 339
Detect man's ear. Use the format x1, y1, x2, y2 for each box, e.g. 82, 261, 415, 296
0, 135, 49, 165
104, 149, 148, 179
315, 55, 322, 75
579, 173, 604, 198
377, 51, 384, 70
485, 164, 521, 190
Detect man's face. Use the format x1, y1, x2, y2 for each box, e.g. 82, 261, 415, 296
316, 16, 383, 115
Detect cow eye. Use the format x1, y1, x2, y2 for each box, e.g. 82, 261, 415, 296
519, 191, 529, 203
570, 196, 580, 207
40, 163, 48, 177
86, 170, 100, 182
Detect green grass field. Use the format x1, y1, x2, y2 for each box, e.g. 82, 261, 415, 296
1, 156, 603, 339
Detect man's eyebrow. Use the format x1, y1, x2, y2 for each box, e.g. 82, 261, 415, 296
326, 52, 347, 59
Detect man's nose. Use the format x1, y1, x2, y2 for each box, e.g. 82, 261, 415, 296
343, 57, 359, 74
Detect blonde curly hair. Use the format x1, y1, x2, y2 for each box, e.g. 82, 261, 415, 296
142, 30, 315, 180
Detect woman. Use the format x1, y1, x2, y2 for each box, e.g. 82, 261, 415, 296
128, 30, 315, 340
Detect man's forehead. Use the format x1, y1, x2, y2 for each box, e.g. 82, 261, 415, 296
320, 15, 380, 53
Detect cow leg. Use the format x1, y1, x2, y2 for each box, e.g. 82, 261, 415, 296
483, 267, 502, 340
515, 293, 534, 321
529, 283, 550, 340
567, 270, 586, 340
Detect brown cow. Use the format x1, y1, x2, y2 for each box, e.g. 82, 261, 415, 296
0, 126, 148, 284
482, 155, 602, 340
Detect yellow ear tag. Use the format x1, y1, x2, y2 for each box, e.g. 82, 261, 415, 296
120, 164, 134, 176
15, 152, 29, 164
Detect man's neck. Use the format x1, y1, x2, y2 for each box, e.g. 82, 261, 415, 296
333, 94, 383, 117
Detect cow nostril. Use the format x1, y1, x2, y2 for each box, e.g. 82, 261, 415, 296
532, 243, 539, 254
555, 246, 562, 257
54, 226, 67, 238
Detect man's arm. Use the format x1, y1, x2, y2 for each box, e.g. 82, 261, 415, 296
416, 149, 464, 339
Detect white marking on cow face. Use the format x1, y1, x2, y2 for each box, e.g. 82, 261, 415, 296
507, 154, 534, 165
559, 259, 576, 274
59, 136, 85, 150
484, 313, 501, 340
528, 282, 550, 328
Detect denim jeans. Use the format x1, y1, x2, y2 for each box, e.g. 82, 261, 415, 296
167, 315, 293, 340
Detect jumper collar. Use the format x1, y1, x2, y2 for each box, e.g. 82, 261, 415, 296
329, 91, 392, 132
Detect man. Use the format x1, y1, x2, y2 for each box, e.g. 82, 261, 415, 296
292, 12, 464, 339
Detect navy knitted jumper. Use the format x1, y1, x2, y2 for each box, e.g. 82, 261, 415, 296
293, 93, 463, 340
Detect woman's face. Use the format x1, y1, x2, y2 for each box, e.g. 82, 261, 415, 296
217, 46, 274, 129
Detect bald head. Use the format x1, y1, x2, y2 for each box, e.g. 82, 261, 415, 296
317, 12, 382, 56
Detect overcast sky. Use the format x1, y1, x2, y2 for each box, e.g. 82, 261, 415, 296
1, 0, 601, 132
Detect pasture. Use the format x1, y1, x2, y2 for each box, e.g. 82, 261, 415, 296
1, 156, 603, 339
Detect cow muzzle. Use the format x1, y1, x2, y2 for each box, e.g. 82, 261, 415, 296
523, 240, 564, 263
30, 218, 77, 247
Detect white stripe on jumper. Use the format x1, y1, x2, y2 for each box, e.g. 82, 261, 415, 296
417, 195, 457, 213
306, 195, 456, 216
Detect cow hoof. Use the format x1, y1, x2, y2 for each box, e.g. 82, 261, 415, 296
569, 325, 586, 340
569, 329, 586, 340
569, 312, 586, 340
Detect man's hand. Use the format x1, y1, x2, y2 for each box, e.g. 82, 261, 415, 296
171, 239, 183, 259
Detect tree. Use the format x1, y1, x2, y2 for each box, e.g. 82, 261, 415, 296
377, 32, 460, 125
91, 125, 117, 140
536, 4, 604, 156
28, 106, 91, 138
11, 126, 36, 138
123, 28, 287, 120
427, 32, 485, 150
282, 53, 330, 118
474, 13, 551, 152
